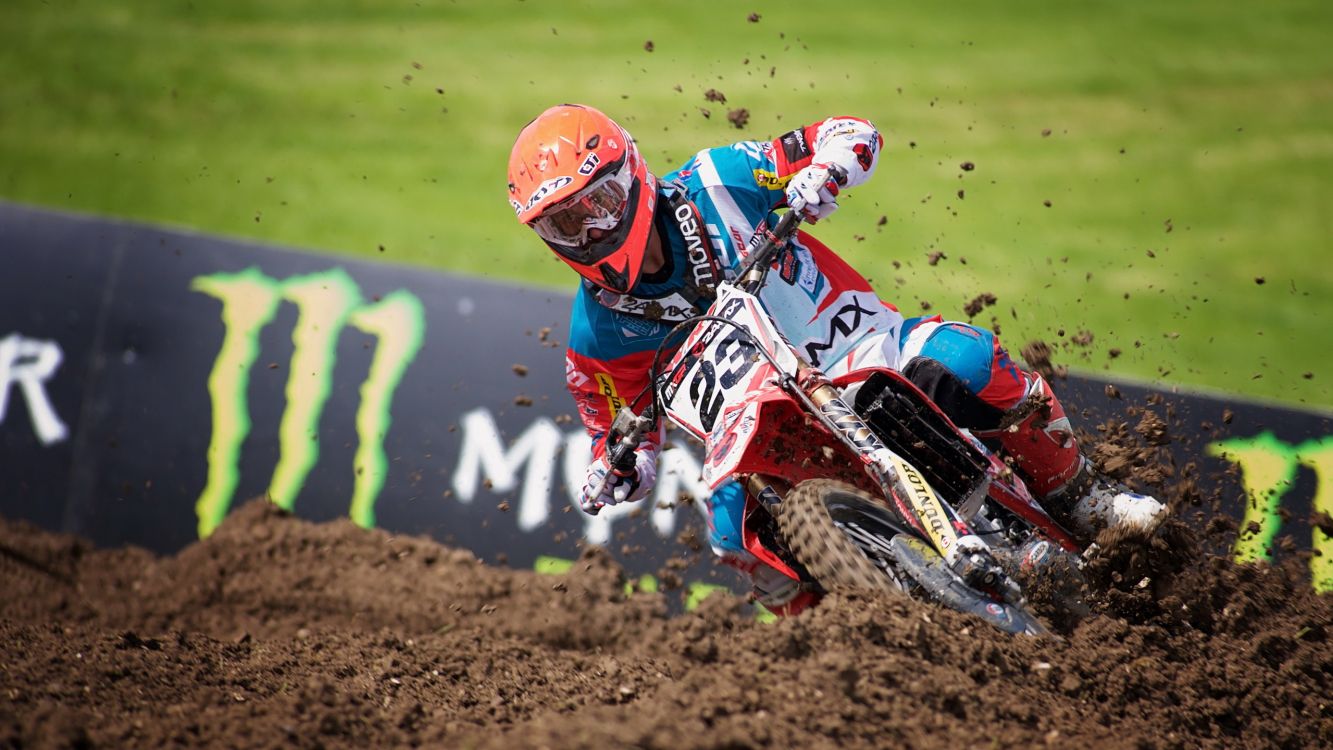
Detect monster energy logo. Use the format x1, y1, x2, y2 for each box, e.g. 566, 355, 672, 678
191, 267, 425, 537
1209, 432, 1331, 592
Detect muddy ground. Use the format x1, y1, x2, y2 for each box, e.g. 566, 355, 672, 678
1, 487, 1329, 750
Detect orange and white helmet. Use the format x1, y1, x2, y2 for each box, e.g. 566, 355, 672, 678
508, 104, 657, 293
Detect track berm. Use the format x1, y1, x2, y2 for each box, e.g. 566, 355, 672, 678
2, 471, 1329, 749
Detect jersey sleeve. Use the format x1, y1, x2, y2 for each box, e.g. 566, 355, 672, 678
564, 287, 665, 460
674, 116, 883, 272
692, 116, 883, 212
771, 116, 882, 191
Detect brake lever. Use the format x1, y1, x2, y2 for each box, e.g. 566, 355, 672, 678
585, 406, 655, 515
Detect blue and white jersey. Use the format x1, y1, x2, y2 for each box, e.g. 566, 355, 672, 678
564, 117, 901, 456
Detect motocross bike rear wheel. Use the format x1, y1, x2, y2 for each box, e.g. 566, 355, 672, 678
771, 479, 905, 594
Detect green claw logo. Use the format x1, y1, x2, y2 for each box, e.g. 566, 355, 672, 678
191, 267, 425, 537
1208, 432, 1332, 592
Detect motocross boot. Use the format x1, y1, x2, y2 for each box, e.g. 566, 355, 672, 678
751, 563, 821, 616
978, 372, 1166, 545
718, 549, 821, 616
1041, 461, 1166, 544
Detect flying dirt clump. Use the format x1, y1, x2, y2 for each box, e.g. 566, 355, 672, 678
963, 292, 997, 318
1020, 339, 1068, 381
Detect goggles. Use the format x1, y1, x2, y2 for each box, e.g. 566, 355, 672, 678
530, 164, 634, 262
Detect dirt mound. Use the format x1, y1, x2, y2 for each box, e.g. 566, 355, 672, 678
2, 498, 1328, 750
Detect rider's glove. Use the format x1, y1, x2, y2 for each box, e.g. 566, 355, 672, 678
579, 449, 657, 514
785, 163, 848, 222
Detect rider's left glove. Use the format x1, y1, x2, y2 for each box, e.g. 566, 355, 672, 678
785, 163, 848, 222
579, 449, 657, 514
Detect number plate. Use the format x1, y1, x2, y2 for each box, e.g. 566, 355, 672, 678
658, 287, 798, 441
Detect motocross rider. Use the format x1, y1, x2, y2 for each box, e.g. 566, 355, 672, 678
507, 104, 1165, 614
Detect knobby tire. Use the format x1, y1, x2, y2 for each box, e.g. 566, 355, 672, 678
772, 479, 898, 594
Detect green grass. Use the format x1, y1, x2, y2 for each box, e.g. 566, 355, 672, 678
2, 0, 1330, 408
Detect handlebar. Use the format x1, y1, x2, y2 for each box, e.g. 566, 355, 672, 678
733, 208, 805, 287
585, 405, 656, 515
605, 407, 649, 476
586, 208, 805, 514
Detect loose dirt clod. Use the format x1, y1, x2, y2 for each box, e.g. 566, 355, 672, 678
1021, 339, 1069, 380
963, 292, 997, 318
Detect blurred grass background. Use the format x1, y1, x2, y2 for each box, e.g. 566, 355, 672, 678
1, 0, 1329, 408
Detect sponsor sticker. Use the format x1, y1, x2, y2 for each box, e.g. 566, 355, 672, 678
577, 152, 601, 176
706, 431, 738, 466
797, 248, 822, 297
778, 246, 799, 285
524, 176, 574, 212
752, 168, 792, 190
779, 128, 812, 164
893, 456, 952, 551
673, 201, 719, 295
595, 373, 625, 417
802, 295, 880, 366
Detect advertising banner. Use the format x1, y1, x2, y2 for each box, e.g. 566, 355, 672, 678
1, 202, 1328, 593
0, 210, 117, 531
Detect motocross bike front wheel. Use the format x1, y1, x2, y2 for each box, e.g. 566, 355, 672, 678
770, 479, 908, 594
772, 479, 1049, 635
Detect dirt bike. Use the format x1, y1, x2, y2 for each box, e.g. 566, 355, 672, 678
591, 210, 1089, 635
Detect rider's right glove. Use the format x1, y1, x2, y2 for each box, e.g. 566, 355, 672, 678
579, 449, 657, 515
785, 163, 848, 222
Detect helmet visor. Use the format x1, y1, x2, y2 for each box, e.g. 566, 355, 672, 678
530, 165, 634, 264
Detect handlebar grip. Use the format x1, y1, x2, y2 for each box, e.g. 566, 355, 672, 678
585, 440, 638, 517
771, 206, 804, 238
735, 209, 806, 285
608, 439, 639, 475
